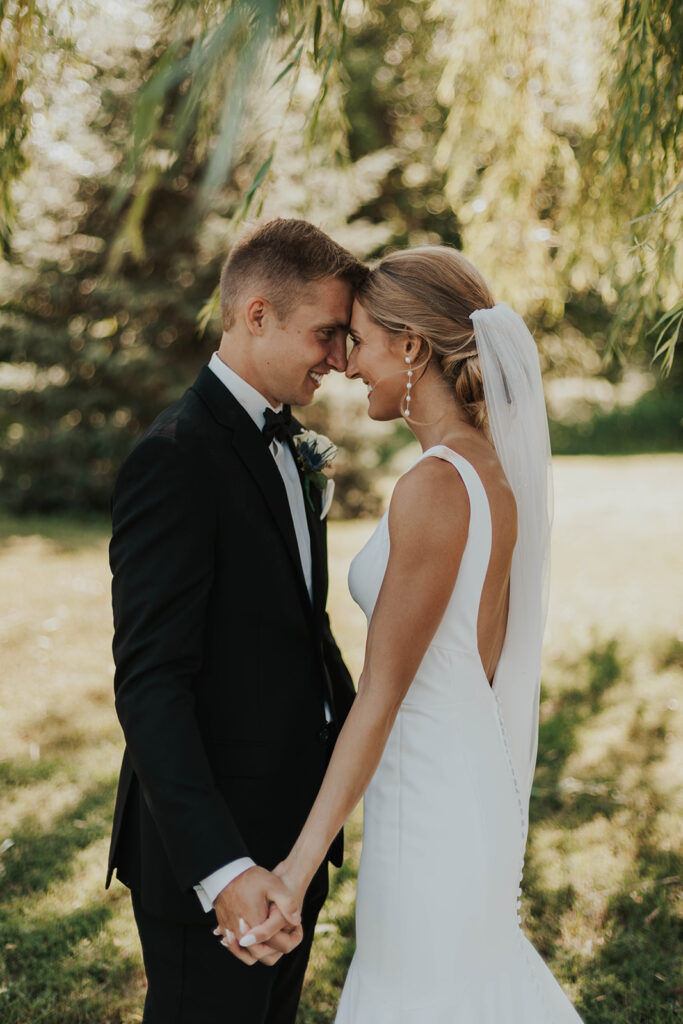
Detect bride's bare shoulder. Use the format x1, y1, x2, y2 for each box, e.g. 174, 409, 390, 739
388, 455, 470, 552
391, 444, 516, 540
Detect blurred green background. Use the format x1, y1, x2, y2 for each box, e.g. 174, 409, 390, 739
0, 1, 681, 1021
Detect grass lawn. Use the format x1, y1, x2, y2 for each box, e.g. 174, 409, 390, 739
1, 455, 681, 1023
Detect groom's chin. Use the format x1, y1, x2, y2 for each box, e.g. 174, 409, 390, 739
292, 391, 316, 407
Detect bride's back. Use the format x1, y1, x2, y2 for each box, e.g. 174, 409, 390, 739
409, 435, 517, 685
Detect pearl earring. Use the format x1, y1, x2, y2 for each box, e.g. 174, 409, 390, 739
403, 356, 413, 417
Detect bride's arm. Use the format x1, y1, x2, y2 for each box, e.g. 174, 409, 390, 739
242, 460, 469, 941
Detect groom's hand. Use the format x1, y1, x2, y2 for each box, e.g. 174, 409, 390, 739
213, 866, 302, 966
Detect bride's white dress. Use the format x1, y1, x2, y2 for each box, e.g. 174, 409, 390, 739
337, 445, 584, 1023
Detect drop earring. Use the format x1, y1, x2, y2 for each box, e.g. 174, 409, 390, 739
403, 355, 413, 418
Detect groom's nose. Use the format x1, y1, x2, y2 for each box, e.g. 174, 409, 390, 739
325, 334, 348, 373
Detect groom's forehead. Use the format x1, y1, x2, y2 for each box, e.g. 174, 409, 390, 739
295, 278, 353, 321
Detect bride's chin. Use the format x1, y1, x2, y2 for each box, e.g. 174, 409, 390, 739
366, 404, 401, 423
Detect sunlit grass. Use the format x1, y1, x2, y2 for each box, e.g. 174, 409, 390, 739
1, 456, 681, 1023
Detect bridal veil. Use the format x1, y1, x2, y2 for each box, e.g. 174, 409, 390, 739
471, 302, 554, 813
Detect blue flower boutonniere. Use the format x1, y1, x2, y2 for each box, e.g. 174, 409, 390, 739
292, 429, 337, 512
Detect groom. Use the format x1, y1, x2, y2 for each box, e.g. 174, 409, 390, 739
107, 218, 367, 1023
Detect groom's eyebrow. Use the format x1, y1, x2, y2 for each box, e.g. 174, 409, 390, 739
317, 319, 349, 330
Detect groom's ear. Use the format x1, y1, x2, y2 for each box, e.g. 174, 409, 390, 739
244, 296, 270, 335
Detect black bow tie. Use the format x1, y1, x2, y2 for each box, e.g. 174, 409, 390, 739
262, 405, 295, 447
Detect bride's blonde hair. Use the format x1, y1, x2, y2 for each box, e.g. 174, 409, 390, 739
356, 246, 495, 435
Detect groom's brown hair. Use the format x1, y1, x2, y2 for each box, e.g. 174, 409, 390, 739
219, 218, 367, 330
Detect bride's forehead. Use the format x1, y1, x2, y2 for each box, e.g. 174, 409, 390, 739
350, 300, 373, 331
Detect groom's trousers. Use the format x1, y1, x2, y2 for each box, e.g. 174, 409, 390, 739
131, 863, 329, 1024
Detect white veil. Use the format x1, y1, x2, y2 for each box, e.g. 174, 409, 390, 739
471, 302, 553, 810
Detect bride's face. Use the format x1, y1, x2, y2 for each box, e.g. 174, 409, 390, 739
347, 300, 408, 421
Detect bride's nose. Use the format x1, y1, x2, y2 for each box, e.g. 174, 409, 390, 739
346, 347, 360, 380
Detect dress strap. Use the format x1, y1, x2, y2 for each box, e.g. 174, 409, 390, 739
414, 444, 493, 617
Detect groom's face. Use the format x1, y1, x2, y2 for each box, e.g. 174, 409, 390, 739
251, 277, 353, 407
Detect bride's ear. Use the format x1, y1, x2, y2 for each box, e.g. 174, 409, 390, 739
403, 333, 421, 362
403, 333, 430, 367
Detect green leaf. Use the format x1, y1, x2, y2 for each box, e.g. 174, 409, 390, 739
312, 4, 322, 62
243, 155, 274, 213
271, 45, 303, 88
649, 301, 683, 375
198, 286, 221, 337
280, 21, 306, 60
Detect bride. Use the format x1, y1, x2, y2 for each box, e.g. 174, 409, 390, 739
245, 246, 584, 1021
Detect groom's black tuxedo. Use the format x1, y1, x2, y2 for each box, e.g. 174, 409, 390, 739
107, 364, 355, 939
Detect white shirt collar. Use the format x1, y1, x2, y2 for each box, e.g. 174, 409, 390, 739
208, 352, 282, 432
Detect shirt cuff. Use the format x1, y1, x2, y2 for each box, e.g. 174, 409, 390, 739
194, 857, 257, 912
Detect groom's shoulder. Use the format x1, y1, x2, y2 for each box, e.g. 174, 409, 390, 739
118, 384, 213, 481
142, 387, 204, 447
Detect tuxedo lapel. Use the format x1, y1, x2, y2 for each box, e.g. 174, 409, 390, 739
191, 367, 314, 621
302, 472, 328, 620
286, 430, 328, 623
292, 451, 337, 717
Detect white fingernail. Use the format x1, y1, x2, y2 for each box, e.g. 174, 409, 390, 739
220, 938, 230, 948
225, 929, 234, 944
239, 933, 256, 948
212, 927, 221, 936
238, 917, 247, 934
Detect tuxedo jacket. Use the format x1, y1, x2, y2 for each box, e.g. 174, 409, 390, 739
106, 365, 356, 924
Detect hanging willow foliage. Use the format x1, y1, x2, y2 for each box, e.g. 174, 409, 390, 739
434, 0, 681, 371
0, 0, 42, 251
108, 0, 348, 272
608, 0, 682, 372
436, 0, 679, 372
0, 0, 680, 367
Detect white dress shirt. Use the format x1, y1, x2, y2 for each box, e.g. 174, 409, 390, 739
194, 353, 318, 912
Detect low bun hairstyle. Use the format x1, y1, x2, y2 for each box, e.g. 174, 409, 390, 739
356, 246, 495, 436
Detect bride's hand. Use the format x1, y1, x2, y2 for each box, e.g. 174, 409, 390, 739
272, 859, 309, 912
237, 864, 305, 952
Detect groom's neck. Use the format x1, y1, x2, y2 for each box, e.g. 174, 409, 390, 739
216, 335, 278, 408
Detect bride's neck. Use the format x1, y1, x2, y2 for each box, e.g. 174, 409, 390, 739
406, 371, 477, 451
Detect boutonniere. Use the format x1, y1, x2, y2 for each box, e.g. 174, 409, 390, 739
292, 429, 337, 516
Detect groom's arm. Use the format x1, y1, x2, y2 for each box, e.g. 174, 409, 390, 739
322, 611, 356, 715
317, 511, 356, 720
195, 857, 255, 910
111, 432, 251, 892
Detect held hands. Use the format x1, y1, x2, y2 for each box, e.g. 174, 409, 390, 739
212, 865, 303, 967
234, 861, 308, 955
